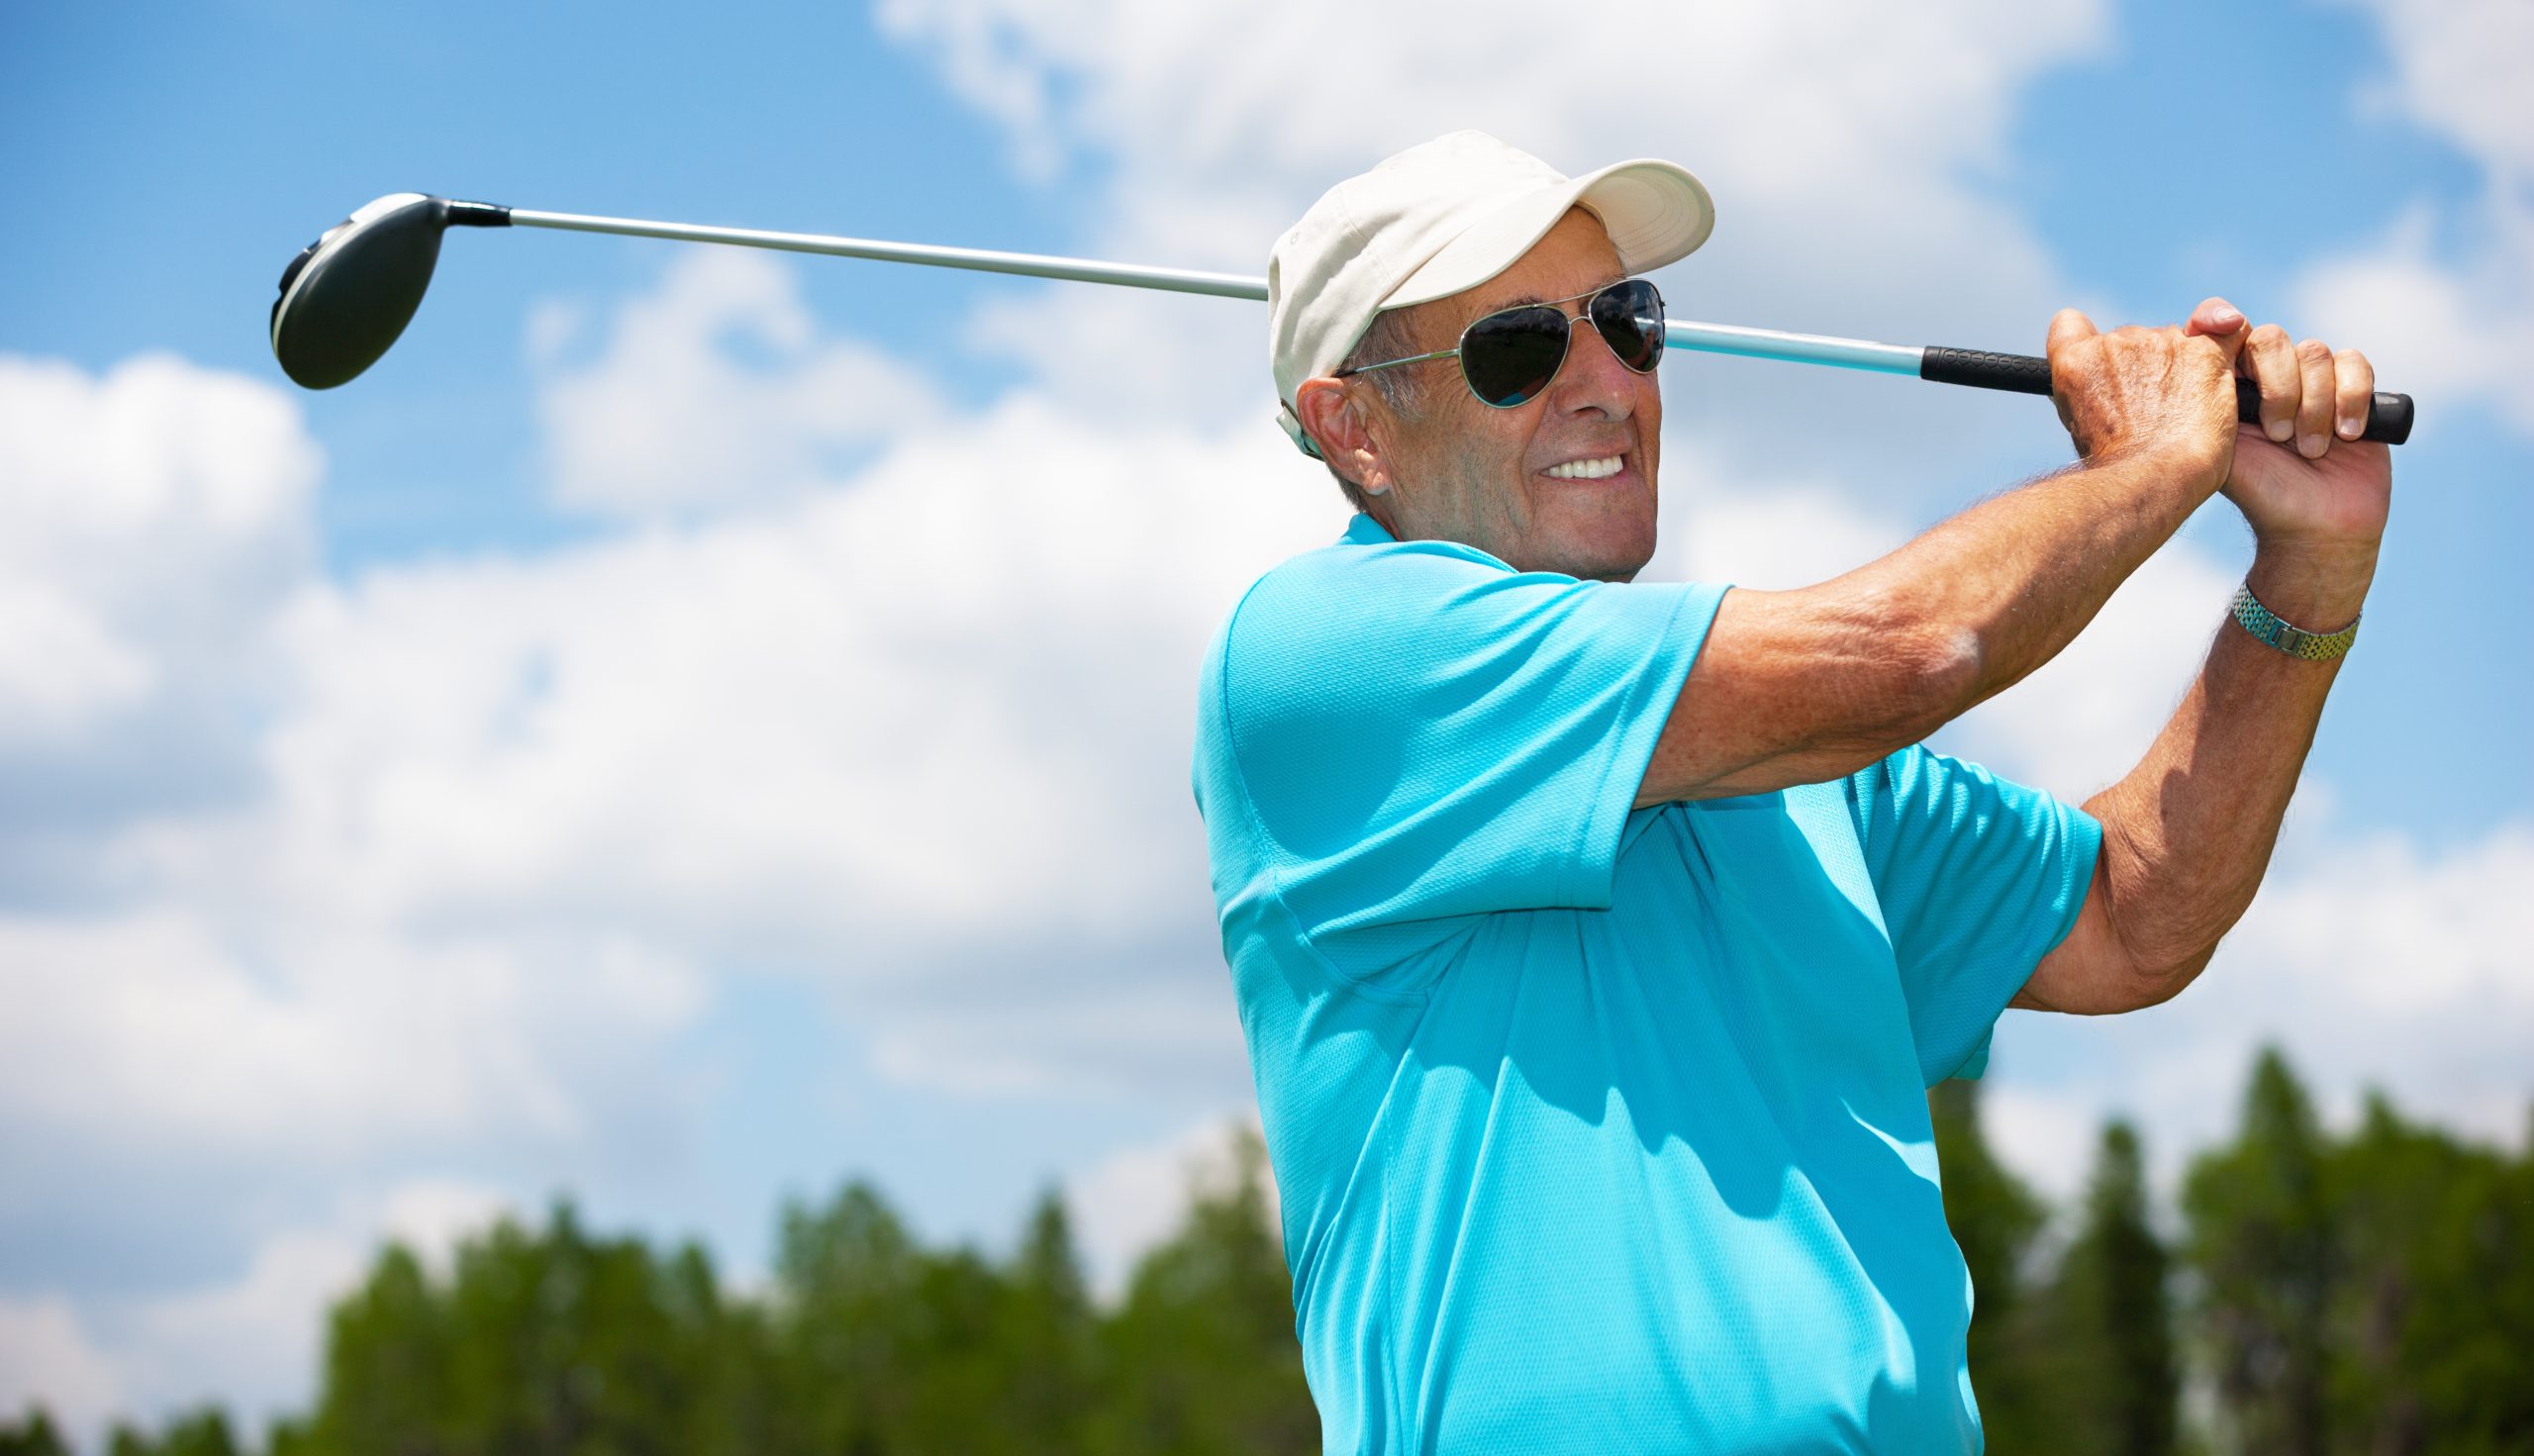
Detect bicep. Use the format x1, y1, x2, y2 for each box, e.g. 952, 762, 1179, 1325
1635, 583, 1978, 806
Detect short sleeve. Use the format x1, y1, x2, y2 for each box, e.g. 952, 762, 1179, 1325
1215, 529, 1726, 985
1844, 745, 2101, 1086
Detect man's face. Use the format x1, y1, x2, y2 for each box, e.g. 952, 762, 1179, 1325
1359, 210, 1662, 582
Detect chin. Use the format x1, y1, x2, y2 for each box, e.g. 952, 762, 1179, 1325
1537, 510, 1657, 582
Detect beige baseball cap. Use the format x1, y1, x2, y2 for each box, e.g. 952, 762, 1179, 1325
1268, 130, 1714, 456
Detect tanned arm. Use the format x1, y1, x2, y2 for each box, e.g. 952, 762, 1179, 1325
1637, 299, 2260, 806
2020, 334, 2388, 1015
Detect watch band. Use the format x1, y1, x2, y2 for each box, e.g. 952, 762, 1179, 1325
2231, 581, 2360, 661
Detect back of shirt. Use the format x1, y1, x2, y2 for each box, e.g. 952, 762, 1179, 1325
1192, 517, 2098, 1454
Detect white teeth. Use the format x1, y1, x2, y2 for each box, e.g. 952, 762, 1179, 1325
1546, 455, 1623, 480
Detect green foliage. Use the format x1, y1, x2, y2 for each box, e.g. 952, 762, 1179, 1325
1089, 1128, 1316, 1456
2316, 1091, 2534, 1453
104, 1409, 240, 1456
2186, 1047, 2336, 1455
2184, 1049, 2534, 1456
1927, 1077, 2053, 1452
304, 1201, 752, 1456
261, 1132, 1306, 1456
57, 1061, 2534, 1456
0, 1407, 72, 1456
2039, 1120, 2180, 1456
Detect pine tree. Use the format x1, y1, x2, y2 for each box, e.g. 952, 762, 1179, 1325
998, 1188, 1098, 1452
307, 1241, 453, 1454
769, 1178, 926, 1455
2326, 1092, 2534, 1453
2046, 1119, 2178, 1456
1926, 1078, 2051, 1451
1092, 1125, 1317, 1456
2184, 1047, 2334, 1456
0, 1408, 71, 1456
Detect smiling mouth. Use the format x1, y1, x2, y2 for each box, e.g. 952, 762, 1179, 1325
1544, 454, 1625, 480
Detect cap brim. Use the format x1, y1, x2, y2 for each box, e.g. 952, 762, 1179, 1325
1386, 158, 1713, 310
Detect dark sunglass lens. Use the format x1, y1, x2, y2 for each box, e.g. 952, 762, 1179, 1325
1592, 280, 1665, 372
1459, 306, 1570, 407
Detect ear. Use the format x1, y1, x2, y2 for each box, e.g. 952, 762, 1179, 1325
1295, 377, 1393, 496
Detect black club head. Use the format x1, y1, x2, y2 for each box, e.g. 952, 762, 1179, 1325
270, 194, 508, 389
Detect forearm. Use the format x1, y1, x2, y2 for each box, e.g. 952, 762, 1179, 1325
2074, 546, 2372, 999
1838, 440, 2221, 714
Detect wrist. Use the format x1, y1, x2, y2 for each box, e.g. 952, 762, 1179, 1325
2082, 434, 2230, 520
2246, 541, 2375, 630
2120, 429, 2234, 499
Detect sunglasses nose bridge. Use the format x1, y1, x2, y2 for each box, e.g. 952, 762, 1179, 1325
1558, 304, 1655, 393
1552, 322, 1642, 404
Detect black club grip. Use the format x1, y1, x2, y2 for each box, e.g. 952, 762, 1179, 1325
1918, 344, 2414, 445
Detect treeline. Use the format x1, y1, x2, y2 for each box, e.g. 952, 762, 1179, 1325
1936, 1048, 2534, 1454
6, 1048, 2528, 1455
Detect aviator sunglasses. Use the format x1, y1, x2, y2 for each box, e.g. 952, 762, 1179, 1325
1337, 278, 1667, 409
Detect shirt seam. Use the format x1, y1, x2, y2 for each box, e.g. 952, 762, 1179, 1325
1218, 563, 1434, 1009
1932, 790, 2104, 1084
1566, 583, 1723, 901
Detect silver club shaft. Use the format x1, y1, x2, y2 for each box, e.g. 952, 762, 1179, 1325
506, 208, 1928, 376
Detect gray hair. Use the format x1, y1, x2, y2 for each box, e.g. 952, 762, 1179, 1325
1320, 308, 1430, 511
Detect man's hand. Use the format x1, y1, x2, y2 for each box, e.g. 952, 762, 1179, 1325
2210, 304, 2391, 624
2046, 298, 2248, 488
2018, 302, 2392, 1016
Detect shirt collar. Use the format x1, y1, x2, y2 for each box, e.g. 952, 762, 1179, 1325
1344, 513, 1396, 545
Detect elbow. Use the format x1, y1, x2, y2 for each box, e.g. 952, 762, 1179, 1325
2115, 946, 2213, 1012
1904, 619, 1985, 726
2097, 865, 2228, 1012
1850, 610, 1985, 751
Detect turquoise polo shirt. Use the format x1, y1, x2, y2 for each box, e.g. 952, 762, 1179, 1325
1190, 515, 2099, 1454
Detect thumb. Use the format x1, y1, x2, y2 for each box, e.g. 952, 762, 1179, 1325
2185, 296, 2250, 366
2046, 307, 2098, 360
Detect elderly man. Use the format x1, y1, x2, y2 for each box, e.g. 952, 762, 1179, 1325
1190, 132, 2388, 1452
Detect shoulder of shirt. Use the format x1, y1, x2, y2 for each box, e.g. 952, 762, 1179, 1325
1197, 524, 1513, 735
1205, 524, 1502, 654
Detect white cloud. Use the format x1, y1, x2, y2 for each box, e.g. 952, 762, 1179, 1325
87, 1181, 510, 1437
0, 577, 154, 742
1661, 450, 1917, 591
2341, 0, 2534, 176
1065, 1112, 1274, 1300
1988, 816, 2534, 1204
1942, 528, 2238, 797
2221, 818, 2534, 1133
2296, 0, 2534, 432
881, 0, 2105, 485
0, 910, 698, 1160
203, 392, 1330, 974
1659, 444, 2241, 799
0, 353, 314, 789
0, 1296, 119, 1436
1980, 1083, 2105, 1207
880, 0, 2104, 254
0, 1177, 511, 1443
5, 0, 2522, 1430
536, 248, 948, 520
115, 1226, 362, 1427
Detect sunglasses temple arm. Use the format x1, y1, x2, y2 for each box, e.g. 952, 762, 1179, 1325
505, 214, 2412, 445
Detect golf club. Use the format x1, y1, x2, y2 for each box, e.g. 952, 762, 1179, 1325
269, 193, 2416, 444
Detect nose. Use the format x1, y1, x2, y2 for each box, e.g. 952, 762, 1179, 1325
1546, 314, 1647, 418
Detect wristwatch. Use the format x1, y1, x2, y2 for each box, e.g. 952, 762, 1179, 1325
2230, 582, 2360, 661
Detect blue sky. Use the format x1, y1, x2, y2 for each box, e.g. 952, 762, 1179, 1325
3, 0, 2528, 1434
